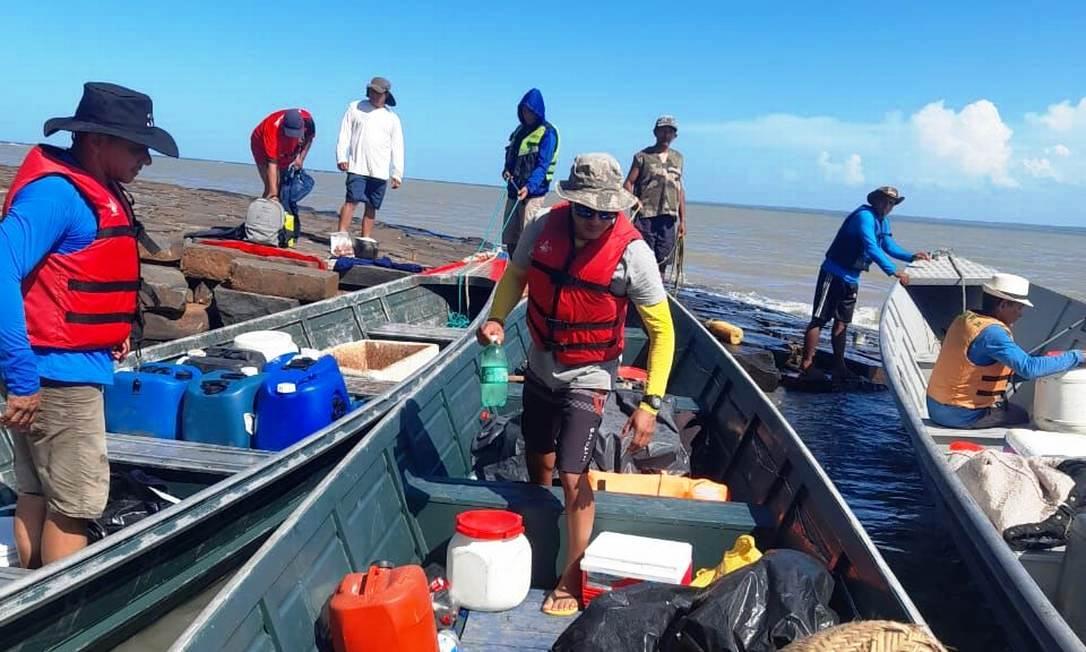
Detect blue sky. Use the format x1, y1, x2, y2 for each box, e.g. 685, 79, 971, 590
4, 1, 1086, 226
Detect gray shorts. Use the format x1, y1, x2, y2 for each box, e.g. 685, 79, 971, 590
12, 384, 110, 519
501, 196, 546, 254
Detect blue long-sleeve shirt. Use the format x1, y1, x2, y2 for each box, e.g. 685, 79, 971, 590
0, 175, 115, 396
822, 209, 913, 285
927, 325, 1084, 426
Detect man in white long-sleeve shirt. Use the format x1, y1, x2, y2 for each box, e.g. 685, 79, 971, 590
335, 76, 405, 239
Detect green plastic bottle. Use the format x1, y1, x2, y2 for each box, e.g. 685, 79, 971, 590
479, 341, 508, 408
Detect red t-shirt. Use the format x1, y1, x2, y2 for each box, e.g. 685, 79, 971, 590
251, 109, 313, 166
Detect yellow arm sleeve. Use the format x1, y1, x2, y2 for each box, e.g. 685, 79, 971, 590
487, 263, 528, 322
635, 299, 675, 402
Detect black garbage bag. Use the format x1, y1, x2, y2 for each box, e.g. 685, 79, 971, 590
663, 549, 838, 652
592, 391, 692, 475
472, 413, 529, 482
551, 581, 700, 652
552, 550, 836, 652
87, 469, 179, 542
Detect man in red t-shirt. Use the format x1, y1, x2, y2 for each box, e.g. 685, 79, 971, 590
250, 108, 315, 199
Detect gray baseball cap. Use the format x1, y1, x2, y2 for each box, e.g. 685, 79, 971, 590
555, 153, 638, 212
367, 76, 397, 106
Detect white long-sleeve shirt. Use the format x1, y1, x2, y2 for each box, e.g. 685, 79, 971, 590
335, 100, 404, 181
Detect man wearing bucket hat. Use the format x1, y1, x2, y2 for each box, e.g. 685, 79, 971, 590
623, 115, 685, 274
477, 153, 676, 616
927, 273, 1086, 429
799, 186, 930, 381
335, 76, 404, 247
0, 82, 177, 567
250, 108, 316, 200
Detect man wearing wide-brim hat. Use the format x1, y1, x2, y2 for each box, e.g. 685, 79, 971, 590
476, 153, 677, 616
799, 185, 930, 381
0, 82, 177, 568
927, 273, 1086, 429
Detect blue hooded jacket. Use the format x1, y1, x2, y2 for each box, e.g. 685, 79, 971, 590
503, 89, 559, 198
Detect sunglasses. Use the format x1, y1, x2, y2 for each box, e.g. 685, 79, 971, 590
572, 204, 618, 221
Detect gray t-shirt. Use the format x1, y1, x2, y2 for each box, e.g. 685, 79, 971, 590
513, 208, 667, 390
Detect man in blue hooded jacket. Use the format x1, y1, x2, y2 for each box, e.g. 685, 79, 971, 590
800, 186, 930, 380
502, 89, 559, 254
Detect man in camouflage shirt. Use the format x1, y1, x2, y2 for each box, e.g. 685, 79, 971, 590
624, 115, 686, 275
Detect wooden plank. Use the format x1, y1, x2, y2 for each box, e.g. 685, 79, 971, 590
106, 434, 272, 475
366, 322, 466, 343
460, 588, 571, 651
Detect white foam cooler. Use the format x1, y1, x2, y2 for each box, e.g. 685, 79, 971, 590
1006, 428, 1086, 457
233, 331, 298, 362
580, 532, 692, 605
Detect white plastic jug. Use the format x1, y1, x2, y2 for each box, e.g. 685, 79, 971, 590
233, 331, 298, 363
447, 510, 531, 612
1033, 368, 1086, 434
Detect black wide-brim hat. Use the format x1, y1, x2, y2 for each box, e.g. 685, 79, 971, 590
43, 82, 178, 157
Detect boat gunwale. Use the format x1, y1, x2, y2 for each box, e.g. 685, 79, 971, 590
879, 280, 1085, 652
0, 268, 501, 624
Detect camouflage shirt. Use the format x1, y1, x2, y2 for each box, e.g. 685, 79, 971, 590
632, 148, 684, 219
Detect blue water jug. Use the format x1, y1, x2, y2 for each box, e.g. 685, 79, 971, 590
180, 347, 267, 374
105, 363, 202, 439
181, 370, 264, 448
253, 354, 350, 451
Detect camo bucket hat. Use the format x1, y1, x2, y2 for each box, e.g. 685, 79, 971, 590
555, 153, 638, 212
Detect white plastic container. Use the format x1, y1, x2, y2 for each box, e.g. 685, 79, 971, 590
233, 331, 298, 363
1034, 368, 1086, 434
580, 532, 692, 604
446, 509, 531, 612
1006, 428, 1086, 457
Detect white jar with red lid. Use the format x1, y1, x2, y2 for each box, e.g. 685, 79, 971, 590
446, 509, 531, 611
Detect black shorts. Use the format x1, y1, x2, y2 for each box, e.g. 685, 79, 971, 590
522, 376, 608, 475
809, 268, 858, 327
634, 215, 677, 266
345, 173, 387, 209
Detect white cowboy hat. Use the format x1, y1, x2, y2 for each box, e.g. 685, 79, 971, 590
983, 272, 1034, 307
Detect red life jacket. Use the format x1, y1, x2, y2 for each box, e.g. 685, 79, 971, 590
2, 145, 139, 350
526, 202, 642, 365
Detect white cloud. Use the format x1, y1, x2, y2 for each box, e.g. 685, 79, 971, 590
817, 152, 865, 186
1022, 157, 1059, 180
1027, 99, 1086, 132
911, 100, 1017, 187
1046, 144, 1072, 157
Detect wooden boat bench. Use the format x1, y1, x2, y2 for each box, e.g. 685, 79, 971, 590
106, 433, 273, 476
404, 473, 773, 580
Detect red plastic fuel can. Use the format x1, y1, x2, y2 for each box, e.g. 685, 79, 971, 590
330, 563, 438, 652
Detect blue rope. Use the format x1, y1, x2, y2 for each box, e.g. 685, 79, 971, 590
447, 192, 520, 327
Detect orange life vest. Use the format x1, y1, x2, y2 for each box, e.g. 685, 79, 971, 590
526, 202, 642, 365
2, 145, 139, 350
927, 311, 1014, 410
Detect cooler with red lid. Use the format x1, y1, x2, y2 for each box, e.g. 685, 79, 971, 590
329, 563, 437, 652
446, 509, 532, 611
580, 531, 693, 606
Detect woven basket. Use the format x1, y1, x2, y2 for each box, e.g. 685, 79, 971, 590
781, 620, 950, 652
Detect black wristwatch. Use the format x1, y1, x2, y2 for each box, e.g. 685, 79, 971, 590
642, 394, 663, 411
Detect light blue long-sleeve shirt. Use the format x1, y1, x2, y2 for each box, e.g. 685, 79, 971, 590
822, 209, 913, 285
0, 173, 115, 396
927, 324, 1084, 426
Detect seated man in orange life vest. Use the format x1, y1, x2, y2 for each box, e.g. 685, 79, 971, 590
926, 273, 1086, 429
477, 153, 676, 616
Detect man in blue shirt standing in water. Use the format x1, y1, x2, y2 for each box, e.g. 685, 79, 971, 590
800, 186, 929, 380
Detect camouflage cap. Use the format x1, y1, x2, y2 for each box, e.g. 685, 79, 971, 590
655, 115, 678, 131
867, 185, 905, 205
555, 153, 638, 212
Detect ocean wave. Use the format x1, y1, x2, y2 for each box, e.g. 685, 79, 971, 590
685, 285, 881, 330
